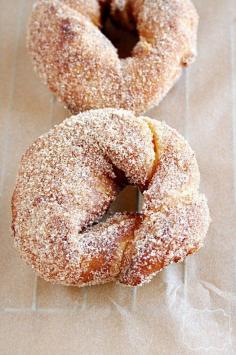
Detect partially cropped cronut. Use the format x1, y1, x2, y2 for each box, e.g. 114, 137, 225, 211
12, 109, 210, 287
27, 0, 199, 114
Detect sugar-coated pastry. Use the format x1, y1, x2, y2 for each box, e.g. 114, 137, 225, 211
27, 0, 198, 114
12, 109, 209, 287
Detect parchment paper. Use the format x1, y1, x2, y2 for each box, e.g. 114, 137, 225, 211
0, 0, 235, 354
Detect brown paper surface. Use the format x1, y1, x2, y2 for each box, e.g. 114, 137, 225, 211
0, 0, 235, 354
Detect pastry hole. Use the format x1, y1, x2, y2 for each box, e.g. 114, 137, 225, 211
100, 2, 139, 58
102, 185, 143, 223
109, 185, 140, 213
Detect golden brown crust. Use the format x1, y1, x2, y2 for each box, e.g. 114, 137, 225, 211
12, 109, 210, 287
118, 194, 209, 286
27, 0, 198, 114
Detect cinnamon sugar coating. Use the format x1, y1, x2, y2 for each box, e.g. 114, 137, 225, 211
12, 109, 210, 287
27, 0, 198, 114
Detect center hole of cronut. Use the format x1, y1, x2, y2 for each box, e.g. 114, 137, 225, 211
106, 186, 143, 219
100, 2, 139, 59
